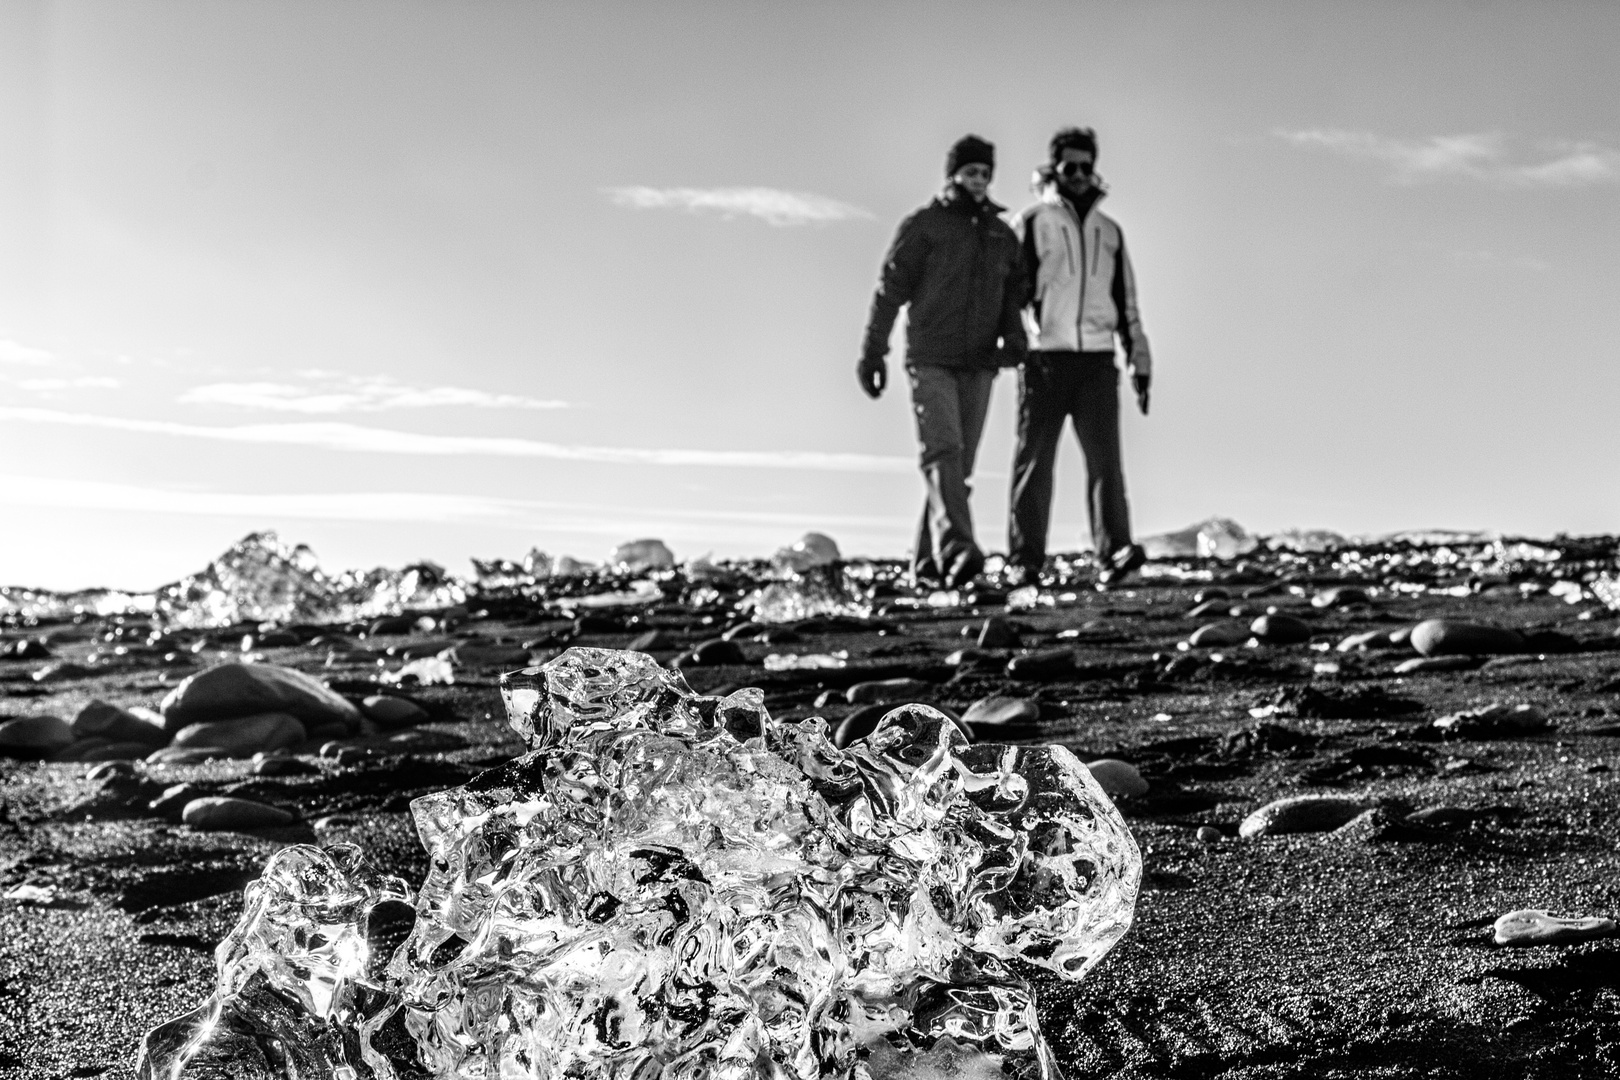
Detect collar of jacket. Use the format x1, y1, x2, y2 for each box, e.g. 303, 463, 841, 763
937, 187, 1007, 217
1037, 182, 1106, 223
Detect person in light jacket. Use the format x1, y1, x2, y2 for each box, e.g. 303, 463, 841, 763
1009, 126, 1152, 586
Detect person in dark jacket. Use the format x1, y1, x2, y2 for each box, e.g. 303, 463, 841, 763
860, 134, 1027, 588
1008, 126, 1152, 586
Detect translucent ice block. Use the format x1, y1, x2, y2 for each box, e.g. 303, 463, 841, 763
138, 647, 1141, 1080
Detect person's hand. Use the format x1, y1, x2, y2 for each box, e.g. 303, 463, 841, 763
993, 342, 1028, 369
857, 357, 888, 399
1132, 372, 1151, 415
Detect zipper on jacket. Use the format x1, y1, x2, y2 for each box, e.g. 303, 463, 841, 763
1092, 227, 1100, 274
1076, 213, 1087, 339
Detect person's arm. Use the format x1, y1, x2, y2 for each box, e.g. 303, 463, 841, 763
1111, 229, 1152, 413
996, 220, 1030, 363
860, 212, 929, 362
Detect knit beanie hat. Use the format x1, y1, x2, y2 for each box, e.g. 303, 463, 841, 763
945, 134, 995, 177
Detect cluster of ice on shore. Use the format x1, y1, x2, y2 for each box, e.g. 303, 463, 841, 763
137, 647, 1141, 1080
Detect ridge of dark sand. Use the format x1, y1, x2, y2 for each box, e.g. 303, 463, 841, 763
1, 557, 1618, 1079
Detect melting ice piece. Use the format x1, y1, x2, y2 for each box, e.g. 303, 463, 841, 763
1592, 572, 1620, 613
750, 565, 873, 624
610, 538, 676, 571
772, 531, 842, 573
138, 647, 1141, 1080
1138, 517, 1258, 561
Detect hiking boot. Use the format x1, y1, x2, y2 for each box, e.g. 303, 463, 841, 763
944, 546, 986, 590
1096, 543, 1146, 587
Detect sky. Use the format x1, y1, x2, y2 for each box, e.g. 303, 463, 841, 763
1, 0, 1617, 591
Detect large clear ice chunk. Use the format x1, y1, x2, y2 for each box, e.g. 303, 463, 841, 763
138, 647, 1141, 1080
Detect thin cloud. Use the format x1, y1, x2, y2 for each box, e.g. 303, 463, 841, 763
0, 475, 911, 547
16, 376, 122, 391
1276, 129, 1620, 187
0, 340, 54, 366
0, 406, 914, 474
605, 186, 874, 226
178, 375, 567, 413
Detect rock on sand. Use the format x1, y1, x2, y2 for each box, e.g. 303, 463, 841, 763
160, 663, 360, 734
1239, 795, 1367, 838
1410, 619, 1526, 657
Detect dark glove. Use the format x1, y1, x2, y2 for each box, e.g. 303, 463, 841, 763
992, 342, 1028, 369
857, 357, 888, 399
1132, 372, 1151, 416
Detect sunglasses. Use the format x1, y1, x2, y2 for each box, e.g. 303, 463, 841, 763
955, 164, 993, 178
1056, 159, 1095, 180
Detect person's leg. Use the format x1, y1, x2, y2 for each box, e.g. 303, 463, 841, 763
1008, 354, 1072, 573
907, 364, 967, 584
944, 366, 996, 584
1069, 354, 1132, 561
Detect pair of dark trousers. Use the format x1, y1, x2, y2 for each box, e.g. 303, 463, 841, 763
1009, 351, 1131, 569
907, 363, 996, 582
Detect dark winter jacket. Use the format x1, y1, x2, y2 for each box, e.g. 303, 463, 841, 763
861, 189, 1028, 368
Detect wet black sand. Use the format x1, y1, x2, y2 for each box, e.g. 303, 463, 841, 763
3, 550, 1619, 1079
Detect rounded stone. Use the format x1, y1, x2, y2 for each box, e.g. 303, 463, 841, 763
961, 696, 1040, 728
181, 796, 295, 831
1239, 795, 1367, 838
1188, 621, 1250, 647
0, 715, 74, 758
976, 616, 1021, 649
50, 739, 154, 762
1196, 825, 1223, 843
681, 639, 747, 667
145, 746, 230, 765
1394, 655, 1480, 674
1410, 619, 1526, 657
1493, 909, 1618, 947
1005, 648, 1075, 680
149, 783, 204, 817
361, 694, 430, 729
1084, 758, 1150, 798
446, 642, 534, 669
159, 662, 361, 734
833, 704, 890, 748
1249, 614, 1313, 645
71, 700, 169, 748
85, 760, 135, 783
170, 712, 306, 758
845, 678, 933, 705
1336, 630, 1389, 653
1186, 599, 1230, 619
1311, 586, 1371, 609
627, 629, 677, 652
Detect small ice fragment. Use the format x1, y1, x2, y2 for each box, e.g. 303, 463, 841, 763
1547, 580, 1585, 604
1139, 517, 1257, 560
750, 567, 871, 623
378, 656, 455, 687
3, 883, 57, 904
763, 650, 849, 671
1591, 573, 1620, 612
552, 554, 593, 576
771, 531, 842, 573
1006, 586, 1040, 611
1494, 908, 1618, 947
608, 537, 675, 571
556, 579, 665, 610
